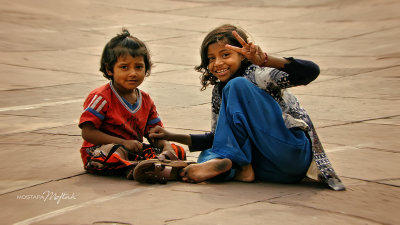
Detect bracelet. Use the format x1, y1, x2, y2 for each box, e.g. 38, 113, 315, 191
261, 52, 268, 67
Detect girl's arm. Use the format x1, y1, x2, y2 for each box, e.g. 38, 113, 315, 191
81, 122, 143, 152
254, 58, 320, 89
149, 126, 214, 151
149, 126, 191, 145
262, 54, 290, 69
280, 57, 320, 86
189, 132, 214, 151
226, 31, 320, 87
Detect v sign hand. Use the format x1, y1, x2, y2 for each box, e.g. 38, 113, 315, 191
225, 31, 267, 67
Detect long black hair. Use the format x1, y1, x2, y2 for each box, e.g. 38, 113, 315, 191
195, 24, 251, 91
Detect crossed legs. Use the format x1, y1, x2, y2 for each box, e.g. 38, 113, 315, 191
179, 77, 310, 184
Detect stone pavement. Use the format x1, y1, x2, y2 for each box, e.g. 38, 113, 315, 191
0, 0, 399, 224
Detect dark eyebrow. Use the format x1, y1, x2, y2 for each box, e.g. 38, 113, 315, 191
219, 48, 231, 53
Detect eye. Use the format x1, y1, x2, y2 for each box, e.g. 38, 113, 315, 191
222, 53, 230, 58
208, 56, 215, 62
120, 65, 128, 70
136, 65, 145, 70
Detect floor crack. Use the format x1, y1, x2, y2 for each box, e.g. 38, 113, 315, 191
0, 172, 87, 196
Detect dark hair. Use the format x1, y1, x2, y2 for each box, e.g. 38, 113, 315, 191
195, 24, 251, 91
100, 28, 152, 80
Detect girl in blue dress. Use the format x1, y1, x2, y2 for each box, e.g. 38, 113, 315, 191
149, 24, 344, 190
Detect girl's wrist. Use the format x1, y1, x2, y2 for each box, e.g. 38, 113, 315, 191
260, 52, 268, 67
164, 132, 173, 141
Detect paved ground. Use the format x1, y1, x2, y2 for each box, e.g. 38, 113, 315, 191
0, 0, 399, 224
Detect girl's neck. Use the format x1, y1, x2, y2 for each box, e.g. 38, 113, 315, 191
121, 89, 138, 105
112, 82, 138, 104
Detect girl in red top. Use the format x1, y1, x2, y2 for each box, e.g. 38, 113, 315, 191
79, 29, 184, 177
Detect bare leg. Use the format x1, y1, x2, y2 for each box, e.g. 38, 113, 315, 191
234, 164, 255, 182
180, 158, 232, 183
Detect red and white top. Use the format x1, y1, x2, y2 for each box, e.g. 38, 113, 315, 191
79, 82, 163, 163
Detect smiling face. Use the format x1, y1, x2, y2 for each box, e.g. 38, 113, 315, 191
108, 54, 146, 94
207, 42, 244, 82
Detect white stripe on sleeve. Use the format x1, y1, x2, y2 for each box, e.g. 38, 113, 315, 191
87, 94, 98, 107
90, 96, 103, 109
96, 99, 107, 112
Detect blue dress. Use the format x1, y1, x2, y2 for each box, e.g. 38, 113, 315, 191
190, 58, 345, 190
198, 77, 311, 183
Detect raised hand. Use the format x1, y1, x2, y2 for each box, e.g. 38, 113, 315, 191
225, 31, 266, 66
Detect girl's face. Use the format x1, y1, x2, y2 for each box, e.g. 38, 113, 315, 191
109, 54, 146, 94
207, 42, 244, 82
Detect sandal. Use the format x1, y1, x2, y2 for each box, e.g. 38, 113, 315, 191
133, 159, 194, 184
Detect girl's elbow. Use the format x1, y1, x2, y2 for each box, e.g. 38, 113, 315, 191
312, 62, 320, 78
81, 129, 91, 142
80, 123, 96, 142
305, 61, 320, 84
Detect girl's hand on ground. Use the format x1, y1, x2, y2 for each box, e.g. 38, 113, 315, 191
225, 31, 266, 66
121, 140, 143, 153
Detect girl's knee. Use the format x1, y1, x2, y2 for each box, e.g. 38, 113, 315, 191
225, 77, 253, 93
228, 77, 250, 87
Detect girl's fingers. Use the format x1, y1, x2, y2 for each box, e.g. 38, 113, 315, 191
257, 45, 263, 55
257, 46, 265, 63
250, 44, 256, 55
225, 44, 244, 53
149, 132, 161, 138
232, 31, 247, 47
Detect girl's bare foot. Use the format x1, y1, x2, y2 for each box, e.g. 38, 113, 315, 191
234, 164, 255, 182
180, 158, 232, 183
